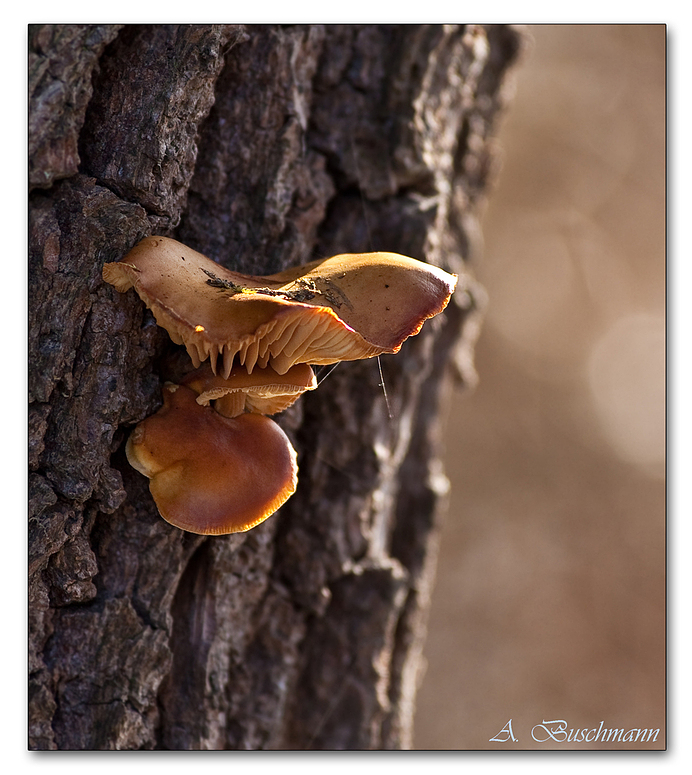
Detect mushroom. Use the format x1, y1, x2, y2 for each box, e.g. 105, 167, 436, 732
103, 236, 457, 376
126, 382, 297, 535
181, 361, 317, 418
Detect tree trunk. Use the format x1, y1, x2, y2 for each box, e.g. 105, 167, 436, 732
29, 23, 522, 750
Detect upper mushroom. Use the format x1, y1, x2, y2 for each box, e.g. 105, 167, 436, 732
103, 236, 458, 376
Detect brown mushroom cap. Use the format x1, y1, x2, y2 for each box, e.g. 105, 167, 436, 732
181, 362, 317, 418
126, 383, 297, 535
103, 236, 457, 376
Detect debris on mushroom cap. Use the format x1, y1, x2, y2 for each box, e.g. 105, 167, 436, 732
125, 383, 298, 535
181, 362, 317, 418
103, 236, 458, 376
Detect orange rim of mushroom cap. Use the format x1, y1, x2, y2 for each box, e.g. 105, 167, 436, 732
181, 361, 317, 418
103, 236, 458, 376
125, 383, 297, 535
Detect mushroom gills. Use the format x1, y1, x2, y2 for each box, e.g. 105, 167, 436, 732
181, 361, 317, 418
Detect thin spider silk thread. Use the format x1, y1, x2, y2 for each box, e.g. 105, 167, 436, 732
350, 135, 392, 419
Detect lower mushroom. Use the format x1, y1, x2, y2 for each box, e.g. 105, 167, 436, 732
126, 382, 298, 535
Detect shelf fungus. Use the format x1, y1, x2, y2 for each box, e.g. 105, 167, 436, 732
102, 236, 458, 376
105, 236, 458, 535
126, 383, 298, 535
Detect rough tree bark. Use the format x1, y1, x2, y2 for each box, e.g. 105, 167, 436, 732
28, 23, 522, 750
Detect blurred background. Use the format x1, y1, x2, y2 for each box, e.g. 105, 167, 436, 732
415, 25, 665, 750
